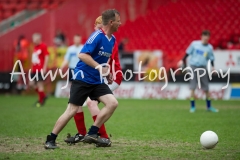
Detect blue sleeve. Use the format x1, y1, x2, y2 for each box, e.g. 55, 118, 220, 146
208, 46, 215, 61
80, 32, 100, 55
64, 47, 71, 61
186, 42, 194, 55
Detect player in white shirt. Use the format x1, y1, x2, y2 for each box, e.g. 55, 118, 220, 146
178, 30, 218, 113
60, 34, 83, 81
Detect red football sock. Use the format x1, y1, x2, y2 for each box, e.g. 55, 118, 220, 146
38, 91, 46, 103
74, 112, 87, 136
92, 115, 109, 139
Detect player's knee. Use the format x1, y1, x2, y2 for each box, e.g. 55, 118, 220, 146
87, 100, 97, 108
109, 99, 118, 109
71, 107, 79, 116
68, 104, 79, 116
29, 81, 34, 88
86, 100, 93, 108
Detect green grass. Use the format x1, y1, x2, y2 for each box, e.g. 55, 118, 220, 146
0, 95, 240, 160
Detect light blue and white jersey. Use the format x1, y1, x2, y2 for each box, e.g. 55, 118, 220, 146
64, 45, 83, 69
186, 40, 215, 67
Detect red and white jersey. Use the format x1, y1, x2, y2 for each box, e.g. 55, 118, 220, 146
31, 43, 49, 73
109, 41, 123, 85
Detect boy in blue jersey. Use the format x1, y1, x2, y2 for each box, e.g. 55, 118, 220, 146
45, 9, 121, 149
178, 30, 219, 113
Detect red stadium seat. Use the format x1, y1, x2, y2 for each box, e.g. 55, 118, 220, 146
40, 2, 50, 9
27, 2, 40, 10
3, 10, 14, 19
235, 44, 240, 49
15, 2, 27, 11
0, 11, 2, 17
48, 3, 59, 10
2, 2, 13, 10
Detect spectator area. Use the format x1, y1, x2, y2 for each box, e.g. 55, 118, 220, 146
115, 0, 240, 69
0, 0, 240, 71
0, 0, 68, 21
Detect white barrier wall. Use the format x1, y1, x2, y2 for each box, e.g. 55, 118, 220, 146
113, 82, 231, 100
213, 50, 240, 73
54, 50, 240, 100
55, 81, 231, 100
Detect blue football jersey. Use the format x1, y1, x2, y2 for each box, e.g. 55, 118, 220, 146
74, 29, 115, 84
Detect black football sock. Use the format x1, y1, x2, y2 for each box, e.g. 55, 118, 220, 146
87, 125, 99, 135
50, 132, 58, 141
206, 98, 211, 109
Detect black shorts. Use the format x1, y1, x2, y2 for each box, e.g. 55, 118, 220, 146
69, 80, 113, 106
30, 72, 44, 81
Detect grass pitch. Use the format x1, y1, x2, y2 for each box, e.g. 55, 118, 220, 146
0, 95, 240, 160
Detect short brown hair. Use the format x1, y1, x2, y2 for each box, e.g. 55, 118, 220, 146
202, 30, 210, 36
102, 9, 120, 26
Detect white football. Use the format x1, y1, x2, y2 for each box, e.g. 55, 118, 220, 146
200, 131, 218, 149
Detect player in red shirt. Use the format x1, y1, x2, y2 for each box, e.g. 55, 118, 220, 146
64, 16, 123, 147
29, 33, 49, 107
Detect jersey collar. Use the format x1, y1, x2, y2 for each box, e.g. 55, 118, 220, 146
100, 28, 112, 42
